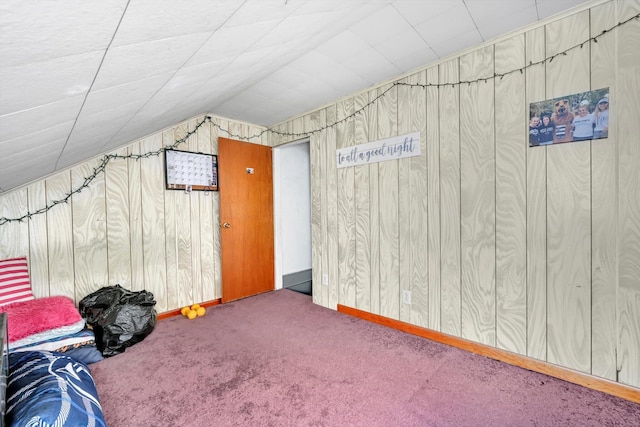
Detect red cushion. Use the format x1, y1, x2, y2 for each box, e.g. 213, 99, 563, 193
0, 256, 35, 306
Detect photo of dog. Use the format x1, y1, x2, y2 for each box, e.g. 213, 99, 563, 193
550, 99, 574, 144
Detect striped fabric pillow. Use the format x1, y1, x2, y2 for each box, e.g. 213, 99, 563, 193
0, 257, 35, 306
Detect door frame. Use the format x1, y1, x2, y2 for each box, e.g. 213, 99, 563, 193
272, 138, 312, 292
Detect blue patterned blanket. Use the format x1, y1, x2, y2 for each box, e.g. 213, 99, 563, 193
6, 351, 106, 427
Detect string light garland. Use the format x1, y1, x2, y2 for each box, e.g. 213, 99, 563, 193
1, 12, 637, 226
0, 118, 209, 225
214, 12, 638, 141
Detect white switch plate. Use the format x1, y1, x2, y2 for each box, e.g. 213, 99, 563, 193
322, 274, 328, 286
402, 290, 411, 305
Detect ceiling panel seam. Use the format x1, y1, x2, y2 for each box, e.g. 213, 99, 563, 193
54, 0, 132, 171
100, 0, 251, 150
461, 0, 484, 42
390, 3, 438, 63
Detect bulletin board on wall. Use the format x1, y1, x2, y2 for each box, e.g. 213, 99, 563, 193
165, 149, 218, 191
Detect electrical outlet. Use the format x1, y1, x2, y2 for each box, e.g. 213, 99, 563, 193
322, 274, 328, 286
402, 290, 412, 305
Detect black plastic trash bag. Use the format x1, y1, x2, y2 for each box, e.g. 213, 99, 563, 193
79, 284, 157, 357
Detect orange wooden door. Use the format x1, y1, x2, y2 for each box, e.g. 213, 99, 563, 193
219, 137, 274, 302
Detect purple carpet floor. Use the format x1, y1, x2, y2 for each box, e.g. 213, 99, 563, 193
90, 289, 639, 426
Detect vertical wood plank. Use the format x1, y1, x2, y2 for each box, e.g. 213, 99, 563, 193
248, 124, 265, 145
106, 147, 132, 287
285, 121, 294, 145
227, 121, 244, 142
198, 119, 216, 302
211, 118, 224, 299
354, 91, 372, 312
266, 126, 274, 148
27, 182, 49, 298
403, 72, 429, 327
426, 66, 441, 331
241, 122, 252, 140
72, 159, 108, 301
459, 45, 496, 346
163, 129, 179, 308
410, 71, 429, 328
45, 172, 75, 298
271, 123, 288, 147
0, 189, 28, 259
439, 58, 462, 336
525, 25, 548, 361
326, 105, 339, 309
320, 109, 329, 307
174, 121, 193, 308
307, 111, 323, 306
336, 98, 356, 308
261, 125, 270, 146
291, 117, 304, 143
495, 35, 527, 355
590, 1, 617, 381
545, 11, 591, 373
319, 110, 329, 307
616, 0, 640, 388
188, 118, 202, 304
128, 141, 144, 292
0, 189, 30, 299
377, 83, 399, 320
397, 78, 413, 324
546, 146, 592, 372
140, 134, 167, 312
369, 88, 381, 316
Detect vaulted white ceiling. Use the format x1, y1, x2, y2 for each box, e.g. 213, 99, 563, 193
0, 0, 590, 192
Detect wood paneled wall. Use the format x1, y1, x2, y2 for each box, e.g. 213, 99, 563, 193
272, 0, 640, 389
0, 115, 266, 313
0, 0, 637, 392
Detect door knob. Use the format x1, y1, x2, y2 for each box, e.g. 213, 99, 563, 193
221, 222, 231, 228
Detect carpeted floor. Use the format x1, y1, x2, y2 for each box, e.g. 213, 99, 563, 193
90, 289, 639, 426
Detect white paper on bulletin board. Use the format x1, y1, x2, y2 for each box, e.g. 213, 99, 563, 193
165, 149, 218, 191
